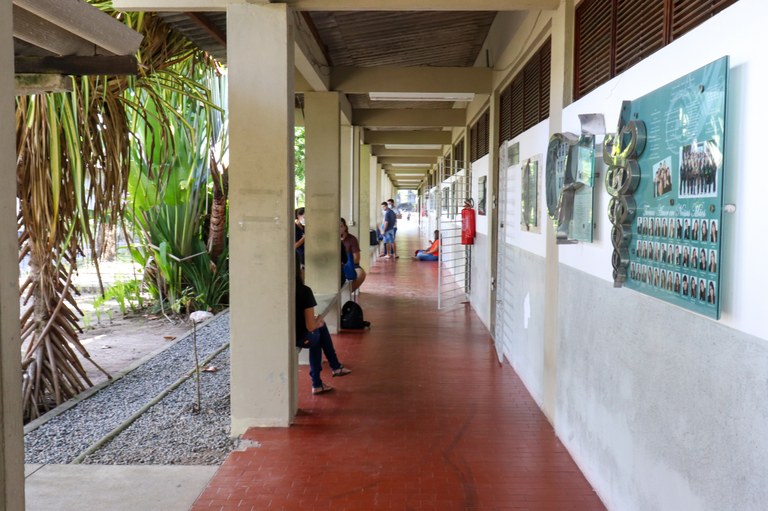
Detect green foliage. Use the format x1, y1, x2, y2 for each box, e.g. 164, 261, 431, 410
102, 279, 145, 316
124, 66, 229, 315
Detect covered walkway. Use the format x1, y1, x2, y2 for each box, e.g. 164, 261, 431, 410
193, 226, 604, 510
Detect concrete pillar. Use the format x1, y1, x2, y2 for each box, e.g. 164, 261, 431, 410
228, 3, 296, 434
0, 2, 25, 509
350, 127, 362, 239
340, 124, 353, 232
487, 91, 501, 336
304, 92, 341, 297
359, 143, 372, 269
542, 0, 575, 422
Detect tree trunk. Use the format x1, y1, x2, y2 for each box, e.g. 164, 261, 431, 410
207, 162, 227, 262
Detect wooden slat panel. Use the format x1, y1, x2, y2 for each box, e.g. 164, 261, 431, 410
670, 0, 739, 41
499, 86, 512, 143
470, 125, 478, 162
478, 110, 489, 159
522, 55, 540, 131
574, 0, 613, 99
538, 38, 551, 123
453, 139, 464, 163
310, 11, 496, 67
615, 0, 665, 75
510, 75, 525, 139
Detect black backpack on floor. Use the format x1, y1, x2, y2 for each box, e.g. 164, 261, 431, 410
341, 300, 370, 330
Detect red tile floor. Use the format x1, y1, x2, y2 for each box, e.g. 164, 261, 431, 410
193, 227, 606, 511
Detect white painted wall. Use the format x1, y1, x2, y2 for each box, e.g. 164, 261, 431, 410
548, 1, 768, 510
558, 0, 767, 340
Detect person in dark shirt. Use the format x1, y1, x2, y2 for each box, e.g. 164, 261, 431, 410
294, 207, 306, 264
295, 261, 351, 394
379, 202, 397, 259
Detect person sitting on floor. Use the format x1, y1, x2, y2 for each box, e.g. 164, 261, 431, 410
295, 260, 351, 395
413, 230, 440, 261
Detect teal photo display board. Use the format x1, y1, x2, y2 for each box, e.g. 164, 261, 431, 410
625, 56, 727, 319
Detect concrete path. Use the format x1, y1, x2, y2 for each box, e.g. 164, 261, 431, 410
25, 464, 217, 511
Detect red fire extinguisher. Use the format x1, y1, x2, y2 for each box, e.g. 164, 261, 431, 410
461, 199, 476, 245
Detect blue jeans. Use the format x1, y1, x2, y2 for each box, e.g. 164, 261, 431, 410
416, 250, 438, 261
383, 229, 395, 244
305, 325, 342, 388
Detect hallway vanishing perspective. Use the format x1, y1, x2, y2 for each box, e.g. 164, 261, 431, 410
193, 227, 605, 510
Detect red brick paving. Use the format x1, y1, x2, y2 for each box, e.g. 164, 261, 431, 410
192, 228, 605, 511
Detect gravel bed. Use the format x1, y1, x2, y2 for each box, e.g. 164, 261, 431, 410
25, 311, 230, 464
83, 349, 235, 465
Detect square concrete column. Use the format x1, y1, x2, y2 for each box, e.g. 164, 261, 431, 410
0, 3, 25, 509
542, 0, 575, 422
359, 143, 372, 269
340, 124, 353, 231
228, 3, 296, 434
304, 92, 341, 296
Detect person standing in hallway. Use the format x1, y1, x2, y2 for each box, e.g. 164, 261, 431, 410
379, 201, 397, 259
295, 260, 351, 395
294, 207, 306, 265
340, 218, 366, 292
387, 198, 399, 259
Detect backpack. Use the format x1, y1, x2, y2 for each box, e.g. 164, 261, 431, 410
341, 300, 370, 330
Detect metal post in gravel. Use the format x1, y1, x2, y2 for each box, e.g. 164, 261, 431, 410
189, 311, 213, 413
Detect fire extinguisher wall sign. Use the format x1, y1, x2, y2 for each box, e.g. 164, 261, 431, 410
461, 200, 476, 245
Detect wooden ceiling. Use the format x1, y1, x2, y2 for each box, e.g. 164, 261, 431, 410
308, 11, 496, 67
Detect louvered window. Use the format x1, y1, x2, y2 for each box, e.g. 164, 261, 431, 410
499, 88, 512, 144
469, 125, 478, 163
453, 139, 465, 164
575, 0, 739, 99
470, 110, 490, 163
497, 38, 551, 143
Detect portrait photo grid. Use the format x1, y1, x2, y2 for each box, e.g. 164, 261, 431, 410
630, 215, 718, 306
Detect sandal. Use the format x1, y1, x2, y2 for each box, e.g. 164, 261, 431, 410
332, 366, 352, 377
312, 383, 333, 395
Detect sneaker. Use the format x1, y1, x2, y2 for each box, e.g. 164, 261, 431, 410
332, 366, 352, 377
312, 383, 333, 395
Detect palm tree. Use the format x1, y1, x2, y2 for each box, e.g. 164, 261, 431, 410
16, 7, 220, 420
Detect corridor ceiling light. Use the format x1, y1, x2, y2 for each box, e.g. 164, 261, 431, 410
387, 163, 431, 167
384, 144, 443, 150
389, 173, 427, 176
369, 92, 475, 102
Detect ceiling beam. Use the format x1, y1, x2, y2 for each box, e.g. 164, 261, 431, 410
354, 109, 466, 128
15, 55, 139, 75
185, 12, 226, 45
114, 0, 228, 11
293, 10, 329, 91
12, 5, 96, 56
114, 0, 558, 11
372, 148, 442, 157
332, 66, 491, 94
363, 130, 452, 145
15, 73, 72, 95
383, 169, 430, 175
378, 157, 437, 165
15, 0, 143, 55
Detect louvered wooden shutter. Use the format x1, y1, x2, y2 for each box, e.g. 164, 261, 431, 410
574, 0, 613, 99
523, 56, 541, 131
479, 110, 490, 159
670, 0, 739, 41
510, 75, 525, 139
615, 0, 665, 75
469, 125, 478, 162
453, 139, 464, 163
539, 38, 551, 123
499, 86, 512, 143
